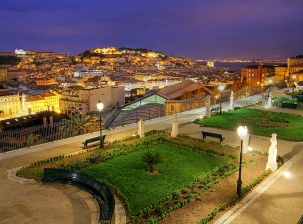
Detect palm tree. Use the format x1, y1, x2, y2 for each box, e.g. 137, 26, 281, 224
25, 133, 46, 148
59, 114, 98, 136
141, 150, 164, 173
8, 133, 46, 149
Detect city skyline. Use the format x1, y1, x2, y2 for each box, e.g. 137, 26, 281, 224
1, 0, 303, 60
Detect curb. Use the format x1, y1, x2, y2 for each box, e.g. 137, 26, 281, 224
214, 159, 292, 224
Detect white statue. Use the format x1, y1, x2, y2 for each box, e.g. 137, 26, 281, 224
266, 133, 278, 171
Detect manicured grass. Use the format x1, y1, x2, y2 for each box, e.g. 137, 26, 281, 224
81, 144, 226, 215
196, 108, 303, 141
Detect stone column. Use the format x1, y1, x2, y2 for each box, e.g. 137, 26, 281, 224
266, 133, 278, 171
205, 95, 211, 118
230, 91, 234, 110
138, 119, 145, 138
22, 93, 26, 112
171, 114, 178, 137
242, 133, 249, 154
266, 93, 272, 108
43, 116, 47, 127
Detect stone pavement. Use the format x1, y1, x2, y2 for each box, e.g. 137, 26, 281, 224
0, 88, 302, 224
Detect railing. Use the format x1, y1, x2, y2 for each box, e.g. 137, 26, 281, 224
0, 86, 268, 153
0, 120, 82, 153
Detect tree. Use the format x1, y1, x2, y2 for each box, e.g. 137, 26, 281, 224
25, 133, 46, 148
59, 114, 98, 136
141, 150, 164, 173
8, 133, 46, 149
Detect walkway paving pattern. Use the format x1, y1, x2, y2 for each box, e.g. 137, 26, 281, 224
0, 88, 302, 224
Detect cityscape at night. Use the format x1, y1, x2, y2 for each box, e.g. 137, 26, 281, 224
1, 1, 303, 224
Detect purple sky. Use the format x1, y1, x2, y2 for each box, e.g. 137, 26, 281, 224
1, 0, 303, 60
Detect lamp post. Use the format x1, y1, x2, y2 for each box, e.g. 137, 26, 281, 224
97, 100, 104, 148
218, 85, 224, 114
237, 126, 248, 197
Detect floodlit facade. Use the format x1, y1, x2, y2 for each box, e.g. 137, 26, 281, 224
59, 86, 125, 116
0, 91, 21, 118
241, 65, 274, 86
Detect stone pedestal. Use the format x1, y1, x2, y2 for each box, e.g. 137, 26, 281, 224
230, 91, 234, 110
266, 133, 278, 171
205, 95, 211, 118
242, 133, 249, 154
266, 93, 272, 108
138, 119, 144, 138
171, 114, 178, 137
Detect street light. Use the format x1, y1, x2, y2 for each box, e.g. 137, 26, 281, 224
97, 100, 104, 148
237, 125, 248, 197
218, 85, 225, 114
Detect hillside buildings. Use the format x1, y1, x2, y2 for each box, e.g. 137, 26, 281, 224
0, 46, 301, 120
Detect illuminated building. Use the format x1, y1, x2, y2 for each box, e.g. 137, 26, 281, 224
241, 65, 274, 86
59, 86, 125, 116
0, 91, 21, 118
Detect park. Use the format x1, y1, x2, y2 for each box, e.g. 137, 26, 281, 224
16, 103, 301, 223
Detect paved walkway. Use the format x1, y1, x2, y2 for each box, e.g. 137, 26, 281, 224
0, 88, 302, 224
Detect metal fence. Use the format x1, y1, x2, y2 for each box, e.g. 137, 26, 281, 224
0, 120, 81, 153
0, 86, 276, 153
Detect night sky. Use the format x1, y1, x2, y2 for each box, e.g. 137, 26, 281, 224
1, 0, 303, 60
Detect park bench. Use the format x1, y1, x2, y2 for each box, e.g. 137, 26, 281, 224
201, 131, 225, 142
282, 102, 297, 109
210, 107, 220, 113
82, 135, 106, 148
41, 168, 115, 224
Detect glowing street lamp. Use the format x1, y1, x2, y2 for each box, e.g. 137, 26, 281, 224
218, 85, 225, 114
97, 100, 104, 148
237, 126, 248, 197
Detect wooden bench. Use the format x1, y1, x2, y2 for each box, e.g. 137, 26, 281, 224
210, 107, 220, 113
201, 131, 225, 142
82, 135, 106, 148
281, 103, 297, 109
41, 168, 115, 223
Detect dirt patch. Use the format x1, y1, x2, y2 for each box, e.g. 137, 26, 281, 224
159, 153, 267, 224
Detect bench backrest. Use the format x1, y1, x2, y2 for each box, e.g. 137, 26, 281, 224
42, 168, 115, 222
86, 135, 106, 143
201, 131, 224, 142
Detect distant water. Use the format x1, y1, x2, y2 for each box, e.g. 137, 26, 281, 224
214, 62, 284, 70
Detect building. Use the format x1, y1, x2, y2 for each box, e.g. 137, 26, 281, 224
35, 77, 56, 86
25, 95, 45, 114
0, 90, 21, 118
272, 64, 288, 83
0, 69, 7, 82
7, 69, 27, 82
91, 47, 118, 54
59, 86, 125, 116
286, 55, 303, 84
241, 65, 274, 86
287, 55, 303, 74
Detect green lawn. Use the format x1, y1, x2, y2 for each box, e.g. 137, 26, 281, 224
196, 108, 303, 141
81, 144, 226, 215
